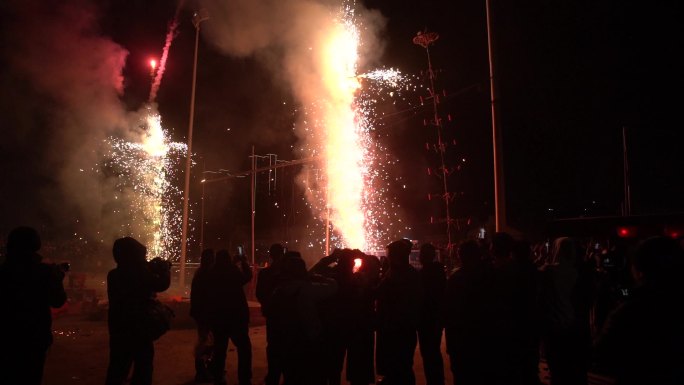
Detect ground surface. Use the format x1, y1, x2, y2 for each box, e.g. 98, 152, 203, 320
44, 313, 556, 385
42, 271, 613, 385
46, 314, 267, 385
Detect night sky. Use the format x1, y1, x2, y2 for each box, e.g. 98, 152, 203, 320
1, 0, 681, 253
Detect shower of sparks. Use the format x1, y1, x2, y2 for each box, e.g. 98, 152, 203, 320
321, 7, 365, 249
103, 107, 186, 260
296, 5, 413, 253
357, 68, 403, 86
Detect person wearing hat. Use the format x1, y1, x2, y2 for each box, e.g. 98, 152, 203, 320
0, 226, 67, 385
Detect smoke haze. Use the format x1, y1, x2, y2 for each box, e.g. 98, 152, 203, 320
0, 0, 167, 246
198, 0, 387, 248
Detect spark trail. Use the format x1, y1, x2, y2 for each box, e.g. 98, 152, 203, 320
148, 19, 179, 103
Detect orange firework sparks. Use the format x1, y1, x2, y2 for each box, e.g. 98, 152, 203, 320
320, 13, 366, 249
295, 4, 414, 253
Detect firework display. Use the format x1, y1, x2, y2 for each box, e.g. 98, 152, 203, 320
102, 109, 186, 260
93, 2, 416, 259
293, 4, 413, 252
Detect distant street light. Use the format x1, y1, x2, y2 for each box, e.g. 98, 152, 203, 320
179, 9, 208, 291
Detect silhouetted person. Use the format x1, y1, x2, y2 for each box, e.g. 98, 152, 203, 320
105, 237, 171, 385
268, 251, 337, 385
206, 249, 252, 385
488, 232, 520, 385
445, 240, 490, 385
311, 249, 378, 385
539, 237, 591, 385
0, 227, 67, 385
256, 243, 285, 385
417, 243, 446, 385
346, 250, 381, 385
594, 236, 684, 385
511, 240, 542, 385
311, 249, 355, 385
190, 248, 215, 383
376, 239, 423, 385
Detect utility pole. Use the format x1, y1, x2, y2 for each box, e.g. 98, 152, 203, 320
179, 10, 208, 290
199, 161, 206, 253
250, 145, 256, 266
486, 0, 506, 232
204, 154, 319, 264
622, 126, 631, 216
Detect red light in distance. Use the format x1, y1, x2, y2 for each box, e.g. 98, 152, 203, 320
617, 227, 636, 238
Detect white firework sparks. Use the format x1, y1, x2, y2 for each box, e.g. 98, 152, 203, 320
103, 106, 186, 260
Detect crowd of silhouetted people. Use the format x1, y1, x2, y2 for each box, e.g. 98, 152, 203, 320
1, 226, 684, 385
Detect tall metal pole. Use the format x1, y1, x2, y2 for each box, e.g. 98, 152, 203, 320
199, 177, 206, 252
325, 188, 330, 256
622, 126, 631, 216
486, 0, 506, 232
251, 145, 256, 266
180, 10, 207, 290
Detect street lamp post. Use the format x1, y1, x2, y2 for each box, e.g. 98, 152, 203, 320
179, 10, 208, 291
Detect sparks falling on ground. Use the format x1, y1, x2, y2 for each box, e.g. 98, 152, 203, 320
104, 108, 186, 260
297, 4, 412, 252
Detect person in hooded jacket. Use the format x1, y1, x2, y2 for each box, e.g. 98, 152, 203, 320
105, 237, 171, 385
0, 226, 67, 385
